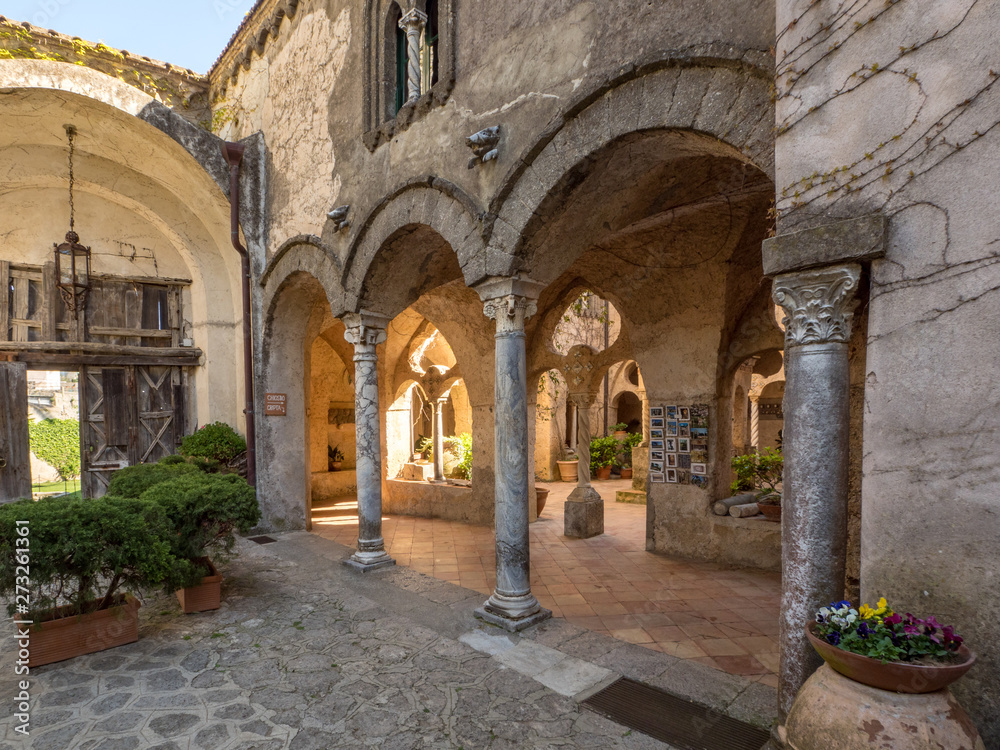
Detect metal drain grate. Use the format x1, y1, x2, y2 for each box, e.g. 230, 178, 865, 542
581, 677, 770, 750
248, 535, 277, 545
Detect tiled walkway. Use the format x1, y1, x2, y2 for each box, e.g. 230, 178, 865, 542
311, 479, 781, 687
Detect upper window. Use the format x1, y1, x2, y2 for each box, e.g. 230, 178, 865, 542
364, 0, 455, 150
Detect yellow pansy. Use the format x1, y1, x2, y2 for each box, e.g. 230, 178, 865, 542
859, 603, 876, 620
875, 597, 890, 616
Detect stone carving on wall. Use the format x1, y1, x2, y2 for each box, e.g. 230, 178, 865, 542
327, 205, 350, 232
772, 265, 861, 346
466, 126, 501, 169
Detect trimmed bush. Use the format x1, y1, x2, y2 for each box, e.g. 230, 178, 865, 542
180, 422, 247, 463
0, 495, 175, 619
107, 460, 204, 498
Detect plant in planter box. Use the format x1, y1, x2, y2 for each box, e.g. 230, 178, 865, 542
0, 495, 175, 665
590, 436, 620, 479
138, 473, 260, 589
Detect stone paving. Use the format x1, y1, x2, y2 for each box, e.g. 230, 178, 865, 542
313, 479, 782, 685
0, 531, 776, 749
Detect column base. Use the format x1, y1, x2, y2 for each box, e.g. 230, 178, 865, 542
475, 593, 552, 632
564, 494, 604, 539
344, 550, 396, 572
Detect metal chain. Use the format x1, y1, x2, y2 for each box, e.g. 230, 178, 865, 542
66, 125, 75, 231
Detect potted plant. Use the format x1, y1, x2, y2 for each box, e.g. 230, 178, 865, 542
0, 495, 175, 666
590, 436, 620, 480
782, 598, 986, 749
617, 433, 642, 479
556, 449, 579, 482
730, 447, 783, 521
328, 445, 345, 471
610, 422, 629, 440
108, 457, 260, 614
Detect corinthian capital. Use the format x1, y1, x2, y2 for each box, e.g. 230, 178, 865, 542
343, 311, 390, 352
772, 265, 861, 346
398, 7, 427, 29
483, 295, 537, 334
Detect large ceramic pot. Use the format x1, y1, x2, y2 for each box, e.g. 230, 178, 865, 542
556, 460, 579, 482
595, 465, 612, 480
784, 664, 985, 750
176, 557, 222, 614
759, 503, 781, 522
620, 467, 633, 479
24, 595, 140, 667
613, 430, 628, 440
806, 622, 975, 693
535, 487, 549, 516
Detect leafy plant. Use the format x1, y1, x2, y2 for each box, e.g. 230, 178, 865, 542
610, 422, 628, 433
814, 599, 965, 664
454, 433, 473, 480
28, 418, 81, 480
730, 447, 783, 500
328, 445, 345, 462
107, 457, 208, 498
0, 495, 175, 620
180, 422, 247, 463
137, 473, 260, 589
589, 436, 621, 474
616, 432, 643, 468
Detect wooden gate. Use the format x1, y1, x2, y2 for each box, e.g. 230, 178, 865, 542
80, 365, 185, 498
0, 362, 31, 503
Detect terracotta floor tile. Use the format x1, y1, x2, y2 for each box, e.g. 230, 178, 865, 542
735, 636, 779, 655
610, 628, 654, 645
590, 602, 629, 616
600, 614, 640, 630
645, 625, 687, 642
699, 638, 748, 657
679, 623, 726, 639
711, 655, 769, 676
559, 604, 597, 618
656, 640, 708, 659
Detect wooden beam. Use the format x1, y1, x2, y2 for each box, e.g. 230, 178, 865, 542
0, 341, 202, 357
15, 352, 202, 368
88, 326, 172, 339
0, 261, 10, 343
91, 273, 193, 286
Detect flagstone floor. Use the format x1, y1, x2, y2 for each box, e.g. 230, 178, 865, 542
311, 479, 782, 688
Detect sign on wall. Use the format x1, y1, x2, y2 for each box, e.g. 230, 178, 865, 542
265, 393, 287, 416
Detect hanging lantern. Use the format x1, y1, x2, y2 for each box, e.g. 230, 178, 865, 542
53, 125, 91, 315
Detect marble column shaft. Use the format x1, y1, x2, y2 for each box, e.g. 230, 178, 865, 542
432, 398, 446, 482
639, 389, 650, 447
749, 397, 761, 451
399, 8, 426, 102
772, 264, 860, 717
343, 313, 394, 571
477, 291, 549, 629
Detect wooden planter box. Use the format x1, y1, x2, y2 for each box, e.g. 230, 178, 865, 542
25, 595, 140, 668
175, 557, 222, 614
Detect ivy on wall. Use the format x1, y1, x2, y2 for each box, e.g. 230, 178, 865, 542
28, 418, 81, 480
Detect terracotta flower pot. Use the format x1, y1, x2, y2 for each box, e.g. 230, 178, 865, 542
806, 622, 976, 693
759, 503, 781, 522
620, 467, 633, 479
23, 594, 140, 668
535, 487, 549, 516
556, 459, 579, 482
176, 557, 222, 614
613, 431, 628, 440
330, 461, 343, 472
595, 465, 612, 480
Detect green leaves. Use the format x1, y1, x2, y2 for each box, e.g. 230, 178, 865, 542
28, 418, 81, 480
180, 422, 247, 463
589, 436, 621, 472
730, 447, 783, 497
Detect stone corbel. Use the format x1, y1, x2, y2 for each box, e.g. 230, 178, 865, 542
466, 126, 501, 169
327, 205, 350, 232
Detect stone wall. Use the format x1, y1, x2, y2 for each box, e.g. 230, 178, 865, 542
772, 0, 1000, 740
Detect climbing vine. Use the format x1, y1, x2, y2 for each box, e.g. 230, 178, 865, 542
28, 418, 81, 480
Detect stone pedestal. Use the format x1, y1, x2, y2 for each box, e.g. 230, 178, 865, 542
343, 312, 395, 573
564, 498, 604, 537
771, 265, 859, 716
474, 278, 551, 631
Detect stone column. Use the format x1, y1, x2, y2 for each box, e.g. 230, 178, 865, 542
398, 8, 427, 103
431, 397, 446, 482
475, 277, 550, 631
749, 397, 761, 452
564, 392, 604, 538
771, 264, 860, 719
343, 312, 395, 572
638, 389, 650, 447
568, 402, 578, 452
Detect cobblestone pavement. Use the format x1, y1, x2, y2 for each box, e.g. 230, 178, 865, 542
1, 532, 776, 749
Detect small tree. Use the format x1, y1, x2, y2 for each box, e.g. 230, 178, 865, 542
589, 436, 621, 475
730, 447, 783, 501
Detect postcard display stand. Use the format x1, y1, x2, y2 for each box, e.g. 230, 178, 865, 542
647, 404, 709, 488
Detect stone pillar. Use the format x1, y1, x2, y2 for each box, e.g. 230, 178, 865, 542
398, 8, 427, 103
475, 277, 550, 631
771, 265, 860, 719
431, 397, 446, 482
564, 392, 604, 538
343, 312, 395, 572
749, 397, 761, 451
638, 389, 650, 447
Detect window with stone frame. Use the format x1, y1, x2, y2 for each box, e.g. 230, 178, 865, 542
363, 0, 455, 151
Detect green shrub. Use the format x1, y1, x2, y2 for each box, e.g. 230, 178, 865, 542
0, 495, 175, 619
616, 432, 643, 468
730, 447, 783, 498
455, 433, 473, 480
28, 418, 80, 479
589, 436, 621, 475
180, 422, 247, 463
138, 473, 260, 587
107, 460, 204, 498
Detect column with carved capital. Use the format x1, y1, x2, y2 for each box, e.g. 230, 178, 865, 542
475, 278, 550, 631
771, 264, 860, 720
343, 312, 395, 572
564, 391, 604, 538
398, 8, 427, 103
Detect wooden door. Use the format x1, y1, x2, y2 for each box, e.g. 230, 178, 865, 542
80, 365, 183, 497
0, 362, 31, 503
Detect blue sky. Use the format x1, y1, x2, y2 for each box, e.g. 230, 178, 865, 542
2, 0, 259, 73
